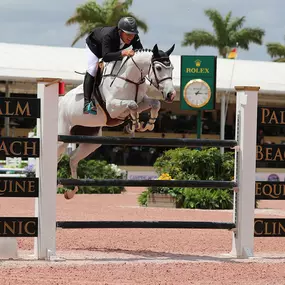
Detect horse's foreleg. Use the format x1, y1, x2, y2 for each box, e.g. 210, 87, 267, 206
106, 98, 140, 133
64, 141, 102, 200
137, 98, 161, 132
129, 109, 140, 132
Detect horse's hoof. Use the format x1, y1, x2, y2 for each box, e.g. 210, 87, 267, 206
64, 191, 75, 200
147, 124, 154, 131
125, 124, 135, 134
137, 122, 147, 132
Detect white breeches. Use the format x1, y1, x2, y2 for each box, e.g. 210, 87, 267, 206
86, 43, 99, 77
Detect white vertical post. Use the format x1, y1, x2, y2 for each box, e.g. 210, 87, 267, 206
34, 78, 60, 259
231, 86, 259, 258
220, 93, 226, 154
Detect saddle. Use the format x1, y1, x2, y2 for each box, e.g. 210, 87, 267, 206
91, 61, 126, 127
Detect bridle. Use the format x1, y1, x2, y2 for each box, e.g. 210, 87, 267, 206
103, 53, 173, 102
147, 56, 174, 91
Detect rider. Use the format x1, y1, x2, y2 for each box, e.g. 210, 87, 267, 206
84, 16, 144, 114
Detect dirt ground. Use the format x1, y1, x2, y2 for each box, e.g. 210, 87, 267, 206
1, 187, 285, 285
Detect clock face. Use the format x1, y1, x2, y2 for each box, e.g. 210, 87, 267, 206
183, 79, 211, 108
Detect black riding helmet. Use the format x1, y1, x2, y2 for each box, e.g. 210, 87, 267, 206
117, 17, 139, 34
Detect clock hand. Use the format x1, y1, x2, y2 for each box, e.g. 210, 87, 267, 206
195, 84, 203, 95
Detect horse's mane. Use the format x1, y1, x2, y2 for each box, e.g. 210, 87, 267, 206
132, 48, 171, 66
134, 48, 153, 53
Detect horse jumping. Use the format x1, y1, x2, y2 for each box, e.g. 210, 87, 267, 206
57, 44, 176, 199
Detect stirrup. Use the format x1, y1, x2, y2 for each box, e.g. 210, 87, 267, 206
84, 102, 97, 115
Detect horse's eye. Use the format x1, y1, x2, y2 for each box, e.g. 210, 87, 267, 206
156, 66, 162, 71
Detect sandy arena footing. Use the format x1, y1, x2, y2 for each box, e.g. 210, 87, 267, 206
1, 187, 285, 284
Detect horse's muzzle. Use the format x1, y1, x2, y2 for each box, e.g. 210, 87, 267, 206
165, 90, 176, 103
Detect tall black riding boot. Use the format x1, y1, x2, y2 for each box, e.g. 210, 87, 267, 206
83, 72, 97, 114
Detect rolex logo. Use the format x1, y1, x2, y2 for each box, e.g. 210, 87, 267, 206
185, 59, 209, 74
195, 59, 201, 67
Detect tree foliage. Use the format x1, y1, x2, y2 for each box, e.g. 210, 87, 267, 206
66, 0, 148, 46
182, 9, 265, 58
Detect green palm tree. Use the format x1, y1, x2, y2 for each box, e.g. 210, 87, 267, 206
266, 37, 285, 62
66, 0, 148, 46
182, 9, 265, 58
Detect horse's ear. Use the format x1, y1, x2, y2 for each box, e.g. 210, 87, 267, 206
166, 44, 175, 56
152, 44, 159, 57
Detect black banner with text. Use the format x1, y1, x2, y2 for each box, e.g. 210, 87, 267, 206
255, 181, 285, 200
0, 217, 38, 237
0, 178, 39, 197
0, 97, 40, 118
255, 219, 285, 237
257, 107, 285, 126
0, 137, 40, 158
256, 144, 285, 168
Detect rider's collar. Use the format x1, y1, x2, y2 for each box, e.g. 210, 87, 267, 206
119, 37, 125, 49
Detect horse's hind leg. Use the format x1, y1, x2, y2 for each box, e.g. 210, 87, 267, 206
64, 142, 102, 199
64, 127, 103, 200
57, 142, 68, 163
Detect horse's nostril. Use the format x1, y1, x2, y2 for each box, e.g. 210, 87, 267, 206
166, 91, 176, 102
167, 92, 173, 100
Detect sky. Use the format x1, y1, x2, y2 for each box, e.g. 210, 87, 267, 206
0, 0, 284, 62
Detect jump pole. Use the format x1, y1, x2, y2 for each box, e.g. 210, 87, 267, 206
34, 78, 61, 259
231, 86, 259, 258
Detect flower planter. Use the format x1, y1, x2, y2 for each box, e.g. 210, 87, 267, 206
147, 193, 177, 208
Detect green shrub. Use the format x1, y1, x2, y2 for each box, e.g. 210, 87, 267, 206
182, 188, 232, 209
57, 155, 126, 194
137, 190, 148, 206
138, 147, 235, 209
153, 147, 234, 181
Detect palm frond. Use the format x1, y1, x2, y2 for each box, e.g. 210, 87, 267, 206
65, 1, 104, 26
227, 16, 245, 33
232, 28, 265, 49
266, 43, 285, 58
204, 9, 227, 43
182, 30, 217, 49
224, 11, 232, 27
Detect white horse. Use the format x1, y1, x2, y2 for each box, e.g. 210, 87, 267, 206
58, 44, 176, 199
